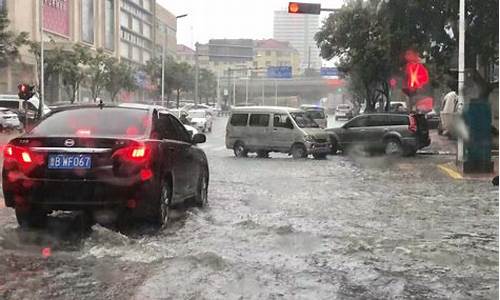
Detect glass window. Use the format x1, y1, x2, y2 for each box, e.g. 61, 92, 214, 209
132, 46, 140, 61
31, 108, 149, 137
81, 0, 94, 44
346, 116, 368, 128
132, 17, 140, 33
388, 115, 409, 126
143, 24, 151, 39
120, 11, 129, 28
290, 112, 319, 128
143, 0, 151, 11
230, 114, 248, 126
249, 114, 269, 127
120, 41, 130, 58
273, 114, 291, 128
168, 115, 191, 143
367, 115, 387, 126
105, 0, 115, 50
143, 51, 151, 63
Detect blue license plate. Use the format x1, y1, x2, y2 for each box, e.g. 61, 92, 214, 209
48, 154, 92, 169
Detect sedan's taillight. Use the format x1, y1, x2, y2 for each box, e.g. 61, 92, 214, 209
4, 145, 34, 164
113, 144, 151, 163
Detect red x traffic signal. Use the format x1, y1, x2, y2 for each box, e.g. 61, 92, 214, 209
288, 2, 321, 14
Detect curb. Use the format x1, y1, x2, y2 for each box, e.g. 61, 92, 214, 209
437, 162, 497, 181
418, 151, 456, 156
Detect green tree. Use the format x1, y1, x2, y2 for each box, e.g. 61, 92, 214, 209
0, 12, 28, 68
199, 68, 216, 104
86, 48, 109, 102
171, 62, 194, 108
104, 58, 137, 102
143, 56, 176, 106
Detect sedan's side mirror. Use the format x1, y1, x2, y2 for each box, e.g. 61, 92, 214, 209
192, 133, 206, 144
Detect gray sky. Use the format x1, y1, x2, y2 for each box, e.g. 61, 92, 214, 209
158, 0, 344, 48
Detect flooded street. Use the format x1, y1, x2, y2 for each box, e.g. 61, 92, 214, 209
0, 117, 497, 299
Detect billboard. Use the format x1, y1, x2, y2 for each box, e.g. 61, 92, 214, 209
267, 66, 292, 79
43, 0, 70, 37
320, 67, 338, 77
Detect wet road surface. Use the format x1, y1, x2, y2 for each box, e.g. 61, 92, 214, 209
0, 117, 497, 299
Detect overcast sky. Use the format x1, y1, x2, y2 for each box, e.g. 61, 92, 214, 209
158, 0, 344, 48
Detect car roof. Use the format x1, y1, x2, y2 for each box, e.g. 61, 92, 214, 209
231, 106, 302, 113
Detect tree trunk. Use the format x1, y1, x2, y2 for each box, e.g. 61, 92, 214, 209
176, 89, 181, 109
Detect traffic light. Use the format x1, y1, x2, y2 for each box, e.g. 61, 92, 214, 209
18, 83, 35, 100
288, 2, 321, 14
403, 62, 428, 96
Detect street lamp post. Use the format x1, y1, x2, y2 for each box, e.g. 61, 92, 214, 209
39, 0, 44, 116
161, 14, 187, 107
457, 0, 465, 163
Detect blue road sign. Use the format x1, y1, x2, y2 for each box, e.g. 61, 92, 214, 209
320, 67, 338, 77
267, 66, 292, 79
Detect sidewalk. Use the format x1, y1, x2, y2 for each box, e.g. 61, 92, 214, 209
418, 130, 457, 155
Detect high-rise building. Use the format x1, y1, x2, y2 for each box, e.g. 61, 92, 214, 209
273, 10, 321, 71
155, 3, 177, 59
254, 39, 300, 77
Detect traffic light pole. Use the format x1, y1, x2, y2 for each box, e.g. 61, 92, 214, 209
39, 0, 44, 118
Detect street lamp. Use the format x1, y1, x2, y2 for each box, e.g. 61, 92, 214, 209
161, 14, 188, 107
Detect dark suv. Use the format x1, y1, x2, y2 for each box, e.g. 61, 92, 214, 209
326, 113, 430, 156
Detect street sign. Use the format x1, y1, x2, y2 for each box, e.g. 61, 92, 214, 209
134, 71, 147, 88
223, 89, 229, 96
320, 67, 338, 77
267, 66, 292, 79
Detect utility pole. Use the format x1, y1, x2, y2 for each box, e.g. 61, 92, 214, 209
274, 79, 278, 106
245, 78, 249, 105
232, 77, 236, 106
216, 70, 221, 110
261, 79, 265, 105
161, 25, 167, 107
194, 42, 199, 105
457, 0, 465, 163
39, 0, 44, 116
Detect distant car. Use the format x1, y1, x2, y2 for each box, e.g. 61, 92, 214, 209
2, 103, 209, 228
300, 105, 327, 128
181, 103, 215, 115
188, 109, 213, 133
389, 101, 408, 112
0, 95, 51, 120
326, 113, 430, 156
0, 108, 22, 132
335, 104, 354, 120
424, 109, 440, 129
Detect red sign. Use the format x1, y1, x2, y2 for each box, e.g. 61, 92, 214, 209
43, 0, 69, 37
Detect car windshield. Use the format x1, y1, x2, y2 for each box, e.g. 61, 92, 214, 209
290, 112, 319, 128
31, 108, 149, 137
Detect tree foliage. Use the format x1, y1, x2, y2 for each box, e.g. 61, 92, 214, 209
315, 0, 499, 111
86, 49, 109, 102
199, 68, 217, 104
0, 12, 28, 68
104, 58, 136, 102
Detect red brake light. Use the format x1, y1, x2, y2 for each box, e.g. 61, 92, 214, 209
4, 144, 37, 165
409, 115, 417, 133
113, 144, 150, 162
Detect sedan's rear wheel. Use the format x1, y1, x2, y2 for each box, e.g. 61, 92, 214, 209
194, 169, 209, 207
15, 206, 47, 228
233, 142, 248, 158
154, 179, 171, 227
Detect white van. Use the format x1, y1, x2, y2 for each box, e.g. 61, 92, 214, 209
225, 106, 331, 159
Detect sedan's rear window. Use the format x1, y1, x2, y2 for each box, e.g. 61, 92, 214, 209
31, 108, 149, 137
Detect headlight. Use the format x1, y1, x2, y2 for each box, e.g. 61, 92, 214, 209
304, 135, 315, 142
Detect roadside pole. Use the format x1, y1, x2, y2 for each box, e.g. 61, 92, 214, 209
457, 0, 465, 164
274, 80, 278, 106
39, 0, 44, 117
161, 26, 166, 107
245, 78, 249, 105
194, 42, 199, 106
261, 79, 265, 105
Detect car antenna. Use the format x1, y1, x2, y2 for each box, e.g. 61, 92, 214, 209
98, 99, 104, 110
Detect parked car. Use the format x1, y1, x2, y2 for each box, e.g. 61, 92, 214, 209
335, 104, 354, 120
226, 106, 331, 159
326, 113, 430, 156
188, 109, 213, 133
424, 109, 440, 129
2, 103, 209, 228
0, 108, 22, 132
299, 105, 328, 128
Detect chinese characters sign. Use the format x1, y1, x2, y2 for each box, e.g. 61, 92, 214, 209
43, 0, 69, 37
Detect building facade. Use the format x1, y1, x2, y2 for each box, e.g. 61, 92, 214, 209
273, 10, 321, 71
154, 3, 177, 59
254, 39, 300, 77
196, 39, 255, 78
176, 44, 195, 65
0, 0, 121, 97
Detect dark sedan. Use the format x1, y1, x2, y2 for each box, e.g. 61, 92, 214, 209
2, 103, 209, 228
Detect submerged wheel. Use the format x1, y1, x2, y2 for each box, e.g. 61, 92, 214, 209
291, 144, 307, 159
15, 206, 47, 228
194, 169, 209, 207
384, 139, 403, 156
233, 142, 248, 158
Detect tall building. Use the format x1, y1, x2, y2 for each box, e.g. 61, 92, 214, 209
254, 39, 301, 77
0, 0, 121, 100
176, 44, 195, 66
154, 3, 177, 59
273, 10, 321, 71
196, 39, 255, 78
119, 0, 155, 65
